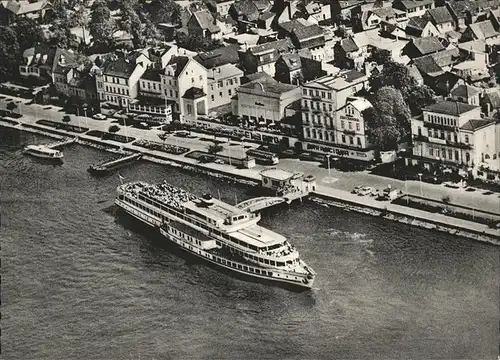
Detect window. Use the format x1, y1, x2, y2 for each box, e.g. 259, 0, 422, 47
327, 93, 331, 99
455, 150, 459, 160
229, 79, 233, 85
187, 104, 192, 115
465, 135, 469, 143
303, 89, 307, 95
356, 123, 360, 131
219, 92, 222, 97
191, 77, 195, 83
228, 89, 232, 96
309, 90, 313, 96
466, 152, 470, 162
348, 122, 352, 130
218, 81, 223, 88
211, 95, 215, 101
357, 137, 361, 146
448, 149, 453, 160
321, 91, 325, 98
349, 136, 353, 145
341, 120, 344, 129
429, 148, 434, 156
329, 104, 333, 111
341, 135, 346, 143
199, 75, 203, 80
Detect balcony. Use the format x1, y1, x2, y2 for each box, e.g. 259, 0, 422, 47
343, 129, 356, 135
446, 140, 473, 149
423, 122, 456, 131
412, 134, 428, 142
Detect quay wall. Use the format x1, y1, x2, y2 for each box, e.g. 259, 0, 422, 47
2, 119, 499, 246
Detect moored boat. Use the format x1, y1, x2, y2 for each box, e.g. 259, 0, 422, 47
23, 145, 63, 161
115, 181, 316, 289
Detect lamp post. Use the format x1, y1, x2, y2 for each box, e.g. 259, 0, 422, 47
418, 172, 423, 197
76, 106, 81, 130
326, 154, 332, 179
83, 104, 88, 128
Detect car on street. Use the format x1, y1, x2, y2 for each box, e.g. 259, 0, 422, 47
444, 180, 467, 189
43, 106, 52, 110
214, 159, 224, 164
93, 113, 107, 120
422, 175, 442, 184
465, 187, 476, 192
351, 185, 363, 194
174, 130, 190, 137
135, 122, 151, 129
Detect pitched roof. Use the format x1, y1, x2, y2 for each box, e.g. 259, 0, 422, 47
450, 84, 481, 98
192, 10, 220, 33
231, 0, 259, 21
293, 24, 324, 42
102, 57, 137, 77
248, 38, 294, 55
407, 16, 429, 30
279, 53, 302, 71
167, 56, 191, 77
424, 100, 479, 115
483, 91, 500, 108
5, 0, 48, 15
446, 0, 477, 19
193, 44, 240, 69
411, 37, 445, 55
239, 76, 298, 94
24, 44, 76, 74
398, 0, 434, 10
413, 55, 443, 76
347, 97, 372, 112
460, 119, 494, 131
141, 68, 162, 82
182, 87, 206, 100
370, 7, 396, 18
340, 37, 359, 52
468, 20, 498, 39
426, 7, 453, 24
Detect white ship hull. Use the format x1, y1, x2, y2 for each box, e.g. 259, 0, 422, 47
23, 147, 64, 161
115, 198, 315, 289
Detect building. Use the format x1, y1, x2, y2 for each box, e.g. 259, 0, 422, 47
408, 100, 483, 170
274, 53, 324, 84
460, 20, 500, 43
232, 74, 301, 127
19, 44, 75, 83
300, 84, 375, 161
95, 55, 149, 108
450, 84, 482, 106
402, 37, 446, 59
425, 6, 455, 33
0, 0, 51, 24
160, 56, 208, 121
392, 0, 435, 18
240, 39, 295, 77
205, 0, 235, 16
206, 63, 244, 109
53, 64, 99, 105
187, 10, 222, 40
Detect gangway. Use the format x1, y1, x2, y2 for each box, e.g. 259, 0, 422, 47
235, 196, 286, 213
46, 137, 77, 149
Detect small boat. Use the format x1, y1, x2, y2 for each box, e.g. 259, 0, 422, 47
23, 145, 63, 160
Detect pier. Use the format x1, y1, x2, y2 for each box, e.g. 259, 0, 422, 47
88, 152, 143, 174
45, 137, 77, 149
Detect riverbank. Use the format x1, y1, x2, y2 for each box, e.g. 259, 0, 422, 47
2, 118, 499, 245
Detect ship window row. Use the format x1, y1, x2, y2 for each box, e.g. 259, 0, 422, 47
246, 253, 288, 267
169, 226, 204, 246
212, 256, 271, 276
126, 198, 162, 218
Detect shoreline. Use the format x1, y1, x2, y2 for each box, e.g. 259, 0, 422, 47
2, 120, 499, 246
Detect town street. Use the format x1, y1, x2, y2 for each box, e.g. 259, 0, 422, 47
1, 95, 499, 214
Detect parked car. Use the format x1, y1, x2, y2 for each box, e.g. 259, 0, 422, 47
214, 159, 224, 164
357, 187, 374, 196
174, 130, 189, 138
93, 113, 106, 120
352, 185, 363, 194
422, 175, 442, 184
136, 122, 151, 129
444, 180, 467, 189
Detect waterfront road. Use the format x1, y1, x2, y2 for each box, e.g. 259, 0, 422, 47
1, 94, 499, 215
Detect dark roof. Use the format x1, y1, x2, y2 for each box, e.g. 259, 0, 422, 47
192, 10, 220, 33
182, 87, 206, 99
279, 19, 307, 33
450, 84, 481, 98
278, 53, 302, 71
407, 16, 429, 29
424, 100, 478, 115
342, 69, 366, 82
483, 91, 500, 108
446, 0, 477, 19
193, 44, 240, 69
141, 68, 162, 82
460, 119, 494, 131
340, 37, 359, 52
253, 0, 270, 11
293, 24, 324, 41
259, 11, 274, 20
167, 56, 190, 77
370, 7, 396, 18
411, 37, 445, 55
468, 20, 498, 39
231, 0, 259, 21
239, 76, 298, 94
244, 71, 270, 82
426, 7, 453, 24
103, 57, 137, 77
430, 47, 460, 67
24, 44, 76, 74
249, 38, 294, 55
413, 55, 443, 75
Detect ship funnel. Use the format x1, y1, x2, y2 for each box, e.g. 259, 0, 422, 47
200, 193, 214, 207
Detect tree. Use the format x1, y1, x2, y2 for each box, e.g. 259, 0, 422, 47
406, 85, 436, 115
364, 86, 411, 151
89, 0, 116, 48
145, 0, 181, 25
6, 102, 18, 113
369, 61, 416, 99
208, 142, 223, 154
13, 19, 45, 51
0, 27, 21, 81
369, 48, 391, 65
175, 32, 222, 52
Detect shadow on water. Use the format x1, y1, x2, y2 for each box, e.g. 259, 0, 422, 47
114, 208, 314, 294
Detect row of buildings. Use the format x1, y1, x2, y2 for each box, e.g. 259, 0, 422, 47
11, 0, 500, 183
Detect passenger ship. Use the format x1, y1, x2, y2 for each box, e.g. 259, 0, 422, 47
23, 145, 63, 161
115, 181, 316, 289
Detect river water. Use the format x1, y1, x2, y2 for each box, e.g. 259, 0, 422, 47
1, 128, 499, 360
